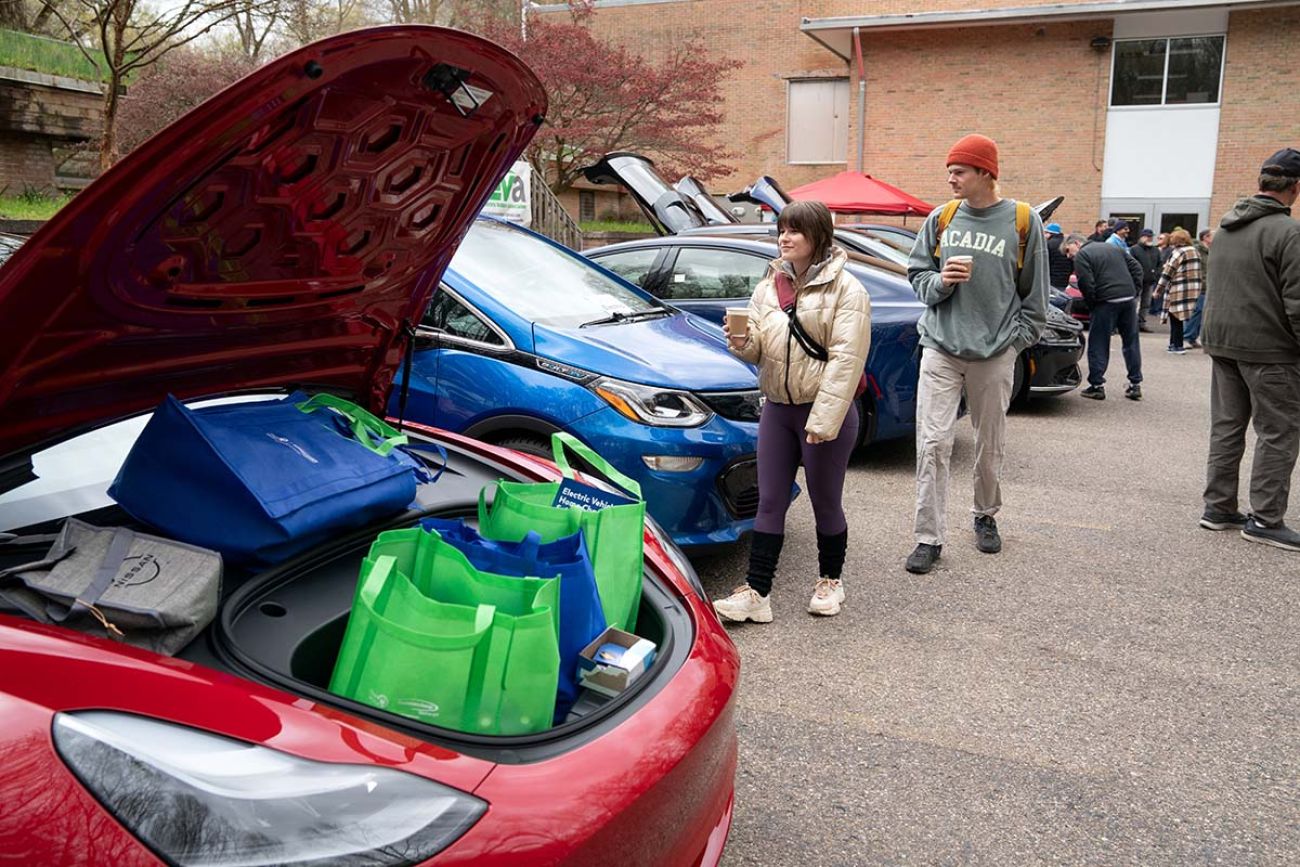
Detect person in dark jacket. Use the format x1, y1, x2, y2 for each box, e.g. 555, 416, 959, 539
1200, 147, 1300, 552
1129, 228, 1162, 332
1182, 228, 1214, 347
1087, 220, 1108, 243
1045, 222, 1073, 290
1063, 233, 1145, 400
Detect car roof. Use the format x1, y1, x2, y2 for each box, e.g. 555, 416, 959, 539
590, 232, 909, 279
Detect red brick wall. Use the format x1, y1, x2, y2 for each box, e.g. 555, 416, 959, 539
1209, 7, 1300, 222
849, 21, 1112, 234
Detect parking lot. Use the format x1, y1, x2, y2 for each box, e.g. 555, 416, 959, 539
697, 330, 1299, 866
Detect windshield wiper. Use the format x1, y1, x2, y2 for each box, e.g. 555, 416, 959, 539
579, 308, 672, 328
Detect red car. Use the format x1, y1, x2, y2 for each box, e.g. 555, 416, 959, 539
0, 27, 737, 866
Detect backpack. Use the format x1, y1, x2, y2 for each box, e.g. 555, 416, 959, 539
931, 199, 1033, 299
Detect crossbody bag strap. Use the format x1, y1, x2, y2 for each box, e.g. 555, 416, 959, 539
774, 270, 830, 362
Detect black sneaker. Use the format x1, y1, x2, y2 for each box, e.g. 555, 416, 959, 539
1080, 385, 1106, 400
974, 515, 1002, 553
1199, 509, 1248, 531
905, 543, 942, 574
1241, 517, 1300, 552
1125, 383, 1142, 401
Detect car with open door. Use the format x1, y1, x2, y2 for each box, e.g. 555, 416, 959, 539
0, 29, 737, 867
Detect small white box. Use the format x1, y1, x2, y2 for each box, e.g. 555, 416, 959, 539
576, 626, 657, 697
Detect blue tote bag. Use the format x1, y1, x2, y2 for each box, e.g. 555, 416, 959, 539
110, 392, 424, 564
421, 517, 606, 718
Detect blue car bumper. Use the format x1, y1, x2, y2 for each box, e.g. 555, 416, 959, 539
565, 407, 759, 549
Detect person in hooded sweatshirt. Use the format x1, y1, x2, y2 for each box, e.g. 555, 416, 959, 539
1200, 147, 1300, 552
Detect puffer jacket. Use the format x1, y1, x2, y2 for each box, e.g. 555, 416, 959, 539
732, 246, 871, 441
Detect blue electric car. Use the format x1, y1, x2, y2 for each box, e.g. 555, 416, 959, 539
387, 217, 762, 549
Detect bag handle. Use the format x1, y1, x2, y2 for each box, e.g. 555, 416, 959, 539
296, 394, 408, 457
550, 432, 642, 500
358, 556, 495, 650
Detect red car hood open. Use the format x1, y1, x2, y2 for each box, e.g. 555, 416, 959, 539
0, 26, 545, 458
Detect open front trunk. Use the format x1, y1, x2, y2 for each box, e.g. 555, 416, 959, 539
187, 433, 691, 762
0, 428, 690, 763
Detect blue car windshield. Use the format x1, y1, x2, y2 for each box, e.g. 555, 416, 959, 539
452, 221, 663, 327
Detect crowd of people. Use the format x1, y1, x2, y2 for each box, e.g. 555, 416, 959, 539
711, 137, 1300, 624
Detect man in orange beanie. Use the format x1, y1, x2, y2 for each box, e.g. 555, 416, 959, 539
903, 133, 1048, 574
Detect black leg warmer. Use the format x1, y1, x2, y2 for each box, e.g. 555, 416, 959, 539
817, 529, 848, 581
745, 531, 785, 597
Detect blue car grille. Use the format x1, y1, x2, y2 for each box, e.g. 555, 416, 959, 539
698, 390, 762, 423
717, 457, 759, 519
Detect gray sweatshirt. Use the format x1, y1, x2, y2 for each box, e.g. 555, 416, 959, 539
907, 199, 1049, 359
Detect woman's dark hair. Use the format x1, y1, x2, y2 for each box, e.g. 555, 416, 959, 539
776, 200, 835, 263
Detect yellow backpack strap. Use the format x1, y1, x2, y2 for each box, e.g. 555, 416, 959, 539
1015, 200, 1031, 270
931, 199, 963, 260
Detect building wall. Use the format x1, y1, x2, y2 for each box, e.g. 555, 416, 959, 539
0, 71, 103, 194
574, 0, 1298, 235
1210, 6, 1300, 221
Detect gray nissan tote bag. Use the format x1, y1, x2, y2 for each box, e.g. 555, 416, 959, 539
0, 519, 221, 656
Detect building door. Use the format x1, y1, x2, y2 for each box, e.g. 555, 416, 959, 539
1156, 209, 1201, 235
1109, 212, 1147, 237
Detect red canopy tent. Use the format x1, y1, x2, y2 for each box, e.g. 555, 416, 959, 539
788, 171, 934, 218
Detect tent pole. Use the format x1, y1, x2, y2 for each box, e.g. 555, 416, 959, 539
854, 26, 866, 174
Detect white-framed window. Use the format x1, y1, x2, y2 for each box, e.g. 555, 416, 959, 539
1110, 35, 1225, 107
579, 190, 596, 222
787, 78, 849, 164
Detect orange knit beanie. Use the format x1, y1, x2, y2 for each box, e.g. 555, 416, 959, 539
946, 133, 999, 179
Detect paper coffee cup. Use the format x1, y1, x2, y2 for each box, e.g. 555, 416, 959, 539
725, 307, 749, 335
947, 255, 974, 279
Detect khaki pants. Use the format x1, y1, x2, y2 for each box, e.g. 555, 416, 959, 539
914, 347, 1017, 546
1204, 356, 1300, 526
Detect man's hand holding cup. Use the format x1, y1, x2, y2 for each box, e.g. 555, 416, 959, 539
942, 254, 974, 287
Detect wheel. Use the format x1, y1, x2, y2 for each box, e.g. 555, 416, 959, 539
853, 393, 878, 451
494, 434, 551, 459
1011, 353, 1031, 408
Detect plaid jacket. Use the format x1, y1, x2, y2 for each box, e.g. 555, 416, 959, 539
1156, 245, 1203, 321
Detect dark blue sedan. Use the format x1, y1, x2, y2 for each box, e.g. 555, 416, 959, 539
587, 235, 926, 449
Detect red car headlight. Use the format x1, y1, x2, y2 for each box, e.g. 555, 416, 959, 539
52, 711, 485, 865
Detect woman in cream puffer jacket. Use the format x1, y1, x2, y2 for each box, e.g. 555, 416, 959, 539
733, 245, 872, 440
712, 200, 871, 625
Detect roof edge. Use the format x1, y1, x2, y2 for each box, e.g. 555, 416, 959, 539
801, 0, 1300, 34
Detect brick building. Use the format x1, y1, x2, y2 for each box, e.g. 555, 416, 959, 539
546, 0, 1300, 236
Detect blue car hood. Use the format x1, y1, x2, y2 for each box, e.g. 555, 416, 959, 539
533, 314, 756, 391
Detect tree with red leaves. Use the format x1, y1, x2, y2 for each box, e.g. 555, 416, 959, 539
481, 5, 740, 193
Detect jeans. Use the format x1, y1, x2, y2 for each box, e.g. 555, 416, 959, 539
1137, 284, 1154, 327
1204, 357, 1300, 525
1183, 293, 1206, 342
1086, 299, 1142, 387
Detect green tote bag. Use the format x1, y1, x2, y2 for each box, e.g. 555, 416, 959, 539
330, 529, 562, 735
477, 432, 645, 632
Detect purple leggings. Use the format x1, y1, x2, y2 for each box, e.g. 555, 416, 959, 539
754, 400, 859, 535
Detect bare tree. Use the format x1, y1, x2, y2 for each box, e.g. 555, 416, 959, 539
230, 0, 279, 60
280, 0, 365, 47
2, 0, 74, 35
40, 0, 273, 169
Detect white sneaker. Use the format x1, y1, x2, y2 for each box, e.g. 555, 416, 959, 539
713, 585, 773, 623
808, 577, 844, 616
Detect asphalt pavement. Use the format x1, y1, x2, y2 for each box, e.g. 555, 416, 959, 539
699, 329, 1299, 866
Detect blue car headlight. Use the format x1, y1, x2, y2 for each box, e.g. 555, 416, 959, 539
590, 377, 713, 427
52, 711, 486, 866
